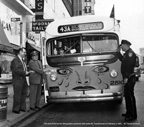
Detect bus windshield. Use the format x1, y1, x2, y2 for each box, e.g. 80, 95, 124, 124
47, 34, 118, 56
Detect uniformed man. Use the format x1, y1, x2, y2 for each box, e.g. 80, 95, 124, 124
117, 40, 137, 121
28, 51, 44, 110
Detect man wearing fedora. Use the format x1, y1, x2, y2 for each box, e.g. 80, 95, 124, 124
28, 50, 44, 110
117, 40, 137, 121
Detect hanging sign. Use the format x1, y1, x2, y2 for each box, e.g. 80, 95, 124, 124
35, 0, 44, 20
32, 19, 54, 32
85, 6, 91, 13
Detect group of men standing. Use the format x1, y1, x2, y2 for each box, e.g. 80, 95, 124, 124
11, 48, 44, 114
10, 39, 138, 122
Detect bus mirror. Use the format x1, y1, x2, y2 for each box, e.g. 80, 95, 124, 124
135, 56, 139, 67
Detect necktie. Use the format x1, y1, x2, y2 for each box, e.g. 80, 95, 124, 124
22, 60, 26, 71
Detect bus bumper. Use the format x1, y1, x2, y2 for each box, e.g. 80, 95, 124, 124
47, 92, 123, 103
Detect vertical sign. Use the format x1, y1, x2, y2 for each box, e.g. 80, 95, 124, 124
35, 0, 44, 20
11, 18, 20, 35
85, 6, 91, 13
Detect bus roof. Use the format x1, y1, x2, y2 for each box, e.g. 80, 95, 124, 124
45, 15, 120, 37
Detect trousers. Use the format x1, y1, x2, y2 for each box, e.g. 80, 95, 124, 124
124, 75, 137, 118
12, 78, 27, 112
29, 83, 42, 108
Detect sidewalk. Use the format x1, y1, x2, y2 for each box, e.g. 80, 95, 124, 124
0, 84, 46, 127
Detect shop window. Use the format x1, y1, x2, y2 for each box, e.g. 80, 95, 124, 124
0, 53, 15, 82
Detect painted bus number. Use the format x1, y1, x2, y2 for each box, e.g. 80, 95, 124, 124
110, 80, 123, 85
60, 26, 71, 32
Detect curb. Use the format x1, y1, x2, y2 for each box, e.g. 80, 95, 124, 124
1, 104, 48, 127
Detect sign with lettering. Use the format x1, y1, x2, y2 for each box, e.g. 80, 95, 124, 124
10, 18, 20, 35
0, 99, 7, 109
32, 19, 54, 32
35, 0, 44, 20
11, 18, 20, 22
85, 6, 91, 13
58, 22, 103, 33
26, 32, 36, 42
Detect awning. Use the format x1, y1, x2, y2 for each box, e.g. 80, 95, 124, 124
10, 43, 20, 50
26, 42, 41, 52
0, 20, 13, 53
26, 42, 41, 62
1, 0, 34, 15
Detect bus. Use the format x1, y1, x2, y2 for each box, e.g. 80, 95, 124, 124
43, 15, 124, 103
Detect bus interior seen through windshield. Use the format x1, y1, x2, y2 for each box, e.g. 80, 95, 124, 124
47, 34, 118, 56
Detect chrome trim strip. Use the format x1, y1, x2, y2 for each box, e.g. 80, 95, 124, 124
48, 96, 122, 103
47, 92, 123, 103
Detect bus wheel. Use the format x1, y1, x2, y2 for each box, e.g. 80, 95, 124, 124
116, 98, 123, 104
136, 77, 139, 81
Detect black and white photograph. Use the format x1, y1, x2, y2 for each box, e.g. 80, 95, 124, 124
0, 0, 144, 127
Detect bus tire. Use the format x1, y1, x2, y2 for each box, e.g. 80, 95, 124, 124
136, 77, 139, 81
116, 98, 123, 104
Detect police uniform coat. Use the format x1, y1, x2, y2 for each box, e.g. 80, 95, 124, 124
11, 56, 28, 112
117, 48, 136, 79
117, 48, 137, 119
28, 59, 44, 108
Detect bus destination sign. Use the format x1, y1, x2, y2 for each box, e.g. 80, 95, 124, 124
58, 22, 103, 33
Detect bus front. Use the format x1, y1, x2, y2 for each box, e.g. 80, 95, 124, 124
44, 16, 124, 103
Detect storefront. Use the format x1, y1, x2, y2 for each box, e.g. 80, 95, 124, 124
0, 19, 14, 84
26, 31, 41, 62
0, 1, 33, 84
26, 41, 41, 63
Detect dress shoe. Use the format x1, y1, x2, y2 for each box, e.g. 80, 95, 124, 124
13, 110, 20, 114
125, 116, 137, 121
20, 109, 27, 112
132, 116, 137, 120
122, 113, 127, 117
35, 106, 41, 109
30, 107, 35, 110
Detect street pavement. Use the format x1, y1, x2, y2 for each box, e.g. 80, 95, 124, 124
0, 84, 46, 127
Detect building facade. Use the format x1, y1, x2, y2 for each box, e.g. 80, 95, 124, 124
0, 0, 34, 83
0, 0, 70, 83
72, 0, 95, 16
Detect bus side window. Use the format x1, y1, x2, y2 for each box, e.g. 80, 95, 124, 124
135, 56, 139, 67
54, 48, 58, 55
75, 42, 80, 53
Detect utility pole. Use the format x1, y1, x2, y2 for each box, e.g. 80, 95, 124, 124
20, 22, 23, 47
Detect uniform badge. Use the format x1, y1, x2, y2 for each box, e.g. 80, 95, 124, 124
128, 52, 133, 57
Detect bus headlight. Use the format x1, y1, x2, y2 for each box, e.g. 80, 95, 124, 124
110, 69, 118, 78
50, 73, 57, 81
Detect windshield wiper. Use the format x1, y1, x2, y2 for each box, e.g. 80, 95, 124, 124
87, 41, 97, 52
64, 41, 78, 54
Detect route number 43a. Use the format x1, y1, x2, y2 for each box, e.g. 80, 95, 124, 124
60, 26, 71, 32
